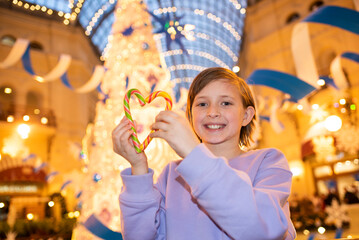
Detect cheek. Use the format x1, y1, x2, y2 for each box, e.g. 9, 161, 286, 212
191, 111, 202, 131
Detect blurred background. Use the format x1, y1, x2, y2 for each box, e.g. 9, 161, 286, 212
0, 0, 358, 239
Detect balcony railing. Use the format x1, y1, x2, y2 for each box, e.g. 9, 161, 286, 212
0, 104, 56, 128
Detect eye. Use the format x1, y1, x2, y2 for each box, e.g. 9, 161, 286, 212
197, 102, 208, 107
221, 101, 232, 106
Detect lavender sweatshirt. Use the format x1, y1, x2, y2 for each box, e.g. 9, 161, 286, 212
119, 144, 296, 240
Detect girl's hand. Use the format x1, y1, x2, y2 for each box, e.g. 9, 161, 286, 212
112, 117, 148, 175
150, 111, 200, 158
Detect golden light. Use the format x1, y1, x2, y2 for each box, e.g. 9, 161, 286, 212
48, 201, 54, 207
312, 104, 319, 110
74, 211, 80, 218
0, 202, 4, 208
297, 104, 303, 110
68, 212, 74, 218
317, 78, 325, 86
289, 160, 304, 177
27, 213, 34, 220
339, 98, 346, 105
232, 66, 240, 73
34, 109, 40, 114
317, 226, 326, 234
4, 87, 12, 94
41, 117, 48, 124
290, 167, 302, 177
324, 115, 342, 132
34, 76, 44, 82
0, 153, 2, 161
23, 115, 30, 121
7, 115, 14, 123
303, 229, 310, 236
17, 123, 30, 139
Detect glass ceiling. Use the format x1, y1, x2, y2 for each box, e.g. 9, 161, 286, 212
24, 0, 117, 56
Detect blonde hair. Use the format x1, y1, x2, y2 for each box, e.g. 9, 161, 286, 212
186, 67, 256, 147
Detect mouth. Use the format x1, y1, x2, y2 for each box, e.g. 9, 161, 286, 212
205, 124, 226, 130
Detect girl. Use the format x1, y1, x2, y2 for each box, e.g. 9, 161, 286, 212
112, 67, 296, 240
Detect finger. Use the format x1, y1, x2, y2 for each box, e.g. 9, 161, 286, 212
113, 123, 132, 143
113, 117, 131, 134
119, 128, 135, 150
149, 130, 168, 140
155, 110, 177, 123
151, 121, 170, 132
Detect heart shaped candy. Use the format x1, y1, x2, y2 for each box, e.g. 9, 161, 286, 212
124, 88, 173, 153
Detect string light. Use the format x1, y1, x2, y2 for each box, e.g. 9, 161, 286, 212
85, 1, 116, 36
8, 0, 84, 25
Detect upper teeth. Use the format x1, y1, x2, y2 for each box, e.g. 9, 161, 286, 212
207, 125, 222, 129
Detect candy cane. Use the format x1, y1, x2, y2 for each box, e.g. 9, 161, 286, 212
123, 89, 172, 153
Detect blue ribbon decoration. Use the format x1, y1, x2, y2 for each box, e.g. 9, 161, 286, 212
259, 116, 270, 122
303, 6, 359, 35
307, 233, 315, 240
76, 190, 83, 199
60, 180, 72, 191
335, 228, 343, 239
319, 76, 338, 89
96, 83, 110, 103
21, 45, 36, 75
342, 52, 359, 63
33, 162, 48, 173
22, 153, 36, 162
45, 171, 59, 181
83, 214, 123, 240
247, 69, 317, 102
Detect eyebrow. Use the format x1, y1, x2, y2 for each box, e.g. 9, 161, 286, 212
195, 95, 233, 99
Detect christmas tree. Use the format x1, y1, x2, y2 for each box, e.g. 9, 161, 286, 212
72, 0, 180, 238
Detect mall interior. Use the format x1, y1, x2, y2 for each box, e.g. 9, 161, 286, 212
0, 0, 358, 239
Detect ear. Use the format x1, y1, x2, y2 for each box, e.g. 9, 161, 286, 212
242, 106, 255, 126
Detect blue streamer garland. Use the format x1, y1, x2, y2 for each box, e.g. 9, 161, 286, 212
83, 214, 123, 240
303, 6, 359, 35
22, 153, 36, 162
342, 52, 359, 63
247, 69, 316, 102
19, 42, 108, 98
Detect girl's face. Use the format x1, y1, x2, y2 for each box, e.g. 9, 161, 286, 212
191, 79, 253, 147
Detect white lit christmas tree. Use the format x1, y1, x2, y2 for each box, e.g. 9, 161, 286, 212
72, 0, 181, 238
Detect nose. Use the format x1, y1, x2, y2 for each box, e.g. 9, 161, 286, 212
207, 105, 220, 118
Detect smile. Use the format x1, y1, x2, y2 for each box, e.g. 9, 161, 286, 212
206, 124, 225, 129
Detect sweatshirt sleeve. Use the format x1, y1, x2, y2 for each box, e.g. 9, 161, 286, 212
175, 144, 296, 240
119, 168, 167, 240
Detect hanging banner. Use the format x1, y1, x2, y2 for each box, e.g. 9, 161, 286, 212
21, 45, 72, 82
330, 52, 359, 89
247, 69, 316, 102
291, 6, 359, 89
83, 214, 123, 240
0, 38, 29, 69
1, 38, 106, 95
61, 65, 107, 93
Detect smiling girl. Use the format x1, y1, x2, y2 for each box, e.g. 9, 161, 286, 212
112, 67, 296, 240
